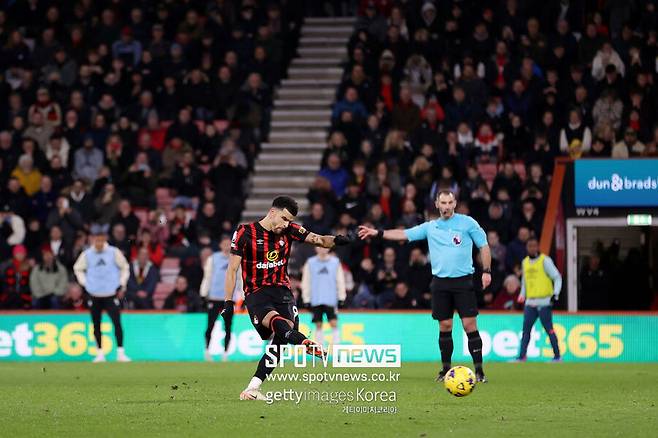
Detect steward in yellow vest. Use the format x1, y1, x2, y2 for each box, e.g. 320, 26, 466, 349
516, 237, 562, 361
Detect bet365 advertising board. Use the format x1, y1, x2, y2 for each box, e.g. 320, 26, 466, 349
1, 313, 656, 362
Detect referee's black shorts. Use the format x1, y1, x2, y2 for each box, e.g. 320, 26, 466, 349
430, 274, 479, 321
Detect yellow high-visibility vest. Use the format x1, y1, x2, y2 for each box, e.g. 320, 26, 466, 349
522, 254, 553, 298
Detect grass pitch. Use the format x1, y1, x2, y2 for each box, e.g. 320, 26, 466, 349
1, 362, 657, 437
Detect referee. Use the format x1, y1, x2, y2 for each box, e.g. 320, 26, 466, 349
359, 190, 491, 382
73, 223, 131, 363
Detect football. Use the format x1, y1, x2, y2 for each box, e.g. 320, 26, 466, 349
443, 366, 476, 397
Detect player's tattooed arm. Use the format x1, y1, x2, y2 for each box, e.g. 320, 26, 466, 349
305, 232, 355, 248
304, 232, 335, 248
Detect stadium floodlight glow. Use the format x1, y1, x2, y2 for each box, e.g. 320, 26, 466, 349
626, 214, 652, 226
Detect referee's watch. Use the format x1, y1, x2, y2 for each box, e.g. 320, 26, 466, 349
482, 268, 492, 274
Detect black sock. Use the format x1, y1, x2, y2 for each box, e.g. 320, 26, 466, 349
255, 339, 284, 381
438, 331, 453, 371
271, 316, 306, 345
467, 331, 483, 373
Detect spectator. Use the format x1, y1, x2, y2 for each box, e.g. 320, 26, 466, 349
612, 128, 645, 158
318, 153, 349, 199
111, 200, 140, 241
23, 108, 55, 150
110, 223, 131, 258
392, 85, 421, 134
406, 248, 432, 309
29, 245, 68, 309
560, 109, 592, 158
73, 135, 104, 183
130, 229, 164, 267
591, 41, 625, 81
61, 283, 86, 310
46, 196, 83, 244
488, 274, 522, 310
374, 247, 402, 309
390, 281, 414, 309
1, 200, 26, 247
164, 275, 201, 312
1, 244, 31, 309
12, 154, 42, 197
332, 87, 368, 122
126, 246, 159, 309
506, 226, 531, 271
592, 89, 623, 135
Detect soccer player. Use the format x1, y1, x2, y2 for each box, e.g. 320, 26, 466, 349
358, 190, 491, 382
301, 246, 346, 346
516, 237, 562, 361
200, 238, 242, 362
73, 223, 131, 363
221, 196, 354, 400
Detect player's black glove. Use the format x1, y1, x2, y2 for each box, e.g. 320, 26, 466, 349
334, 230, 357, 246
221, 300, 234, 322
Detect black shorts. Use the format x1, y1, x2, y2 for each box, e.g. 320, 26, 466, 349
430, 275, 479, 321
87, 295, 121, 311
245, 286, 299, 340
311, 305, 337, 323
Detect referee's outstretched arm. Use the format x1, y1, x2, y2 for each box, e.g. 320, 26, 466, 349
357, 226, 408, 241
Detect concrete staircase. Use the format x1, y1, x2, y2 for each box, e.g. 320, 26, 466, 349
242, 16, 355, 223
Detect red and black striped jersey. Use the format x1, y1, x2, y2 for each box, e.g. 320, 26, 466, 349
230, 221, 309, 296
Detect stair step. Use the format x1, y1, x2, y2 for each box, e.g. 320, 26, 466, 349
251, 186, 309, 196
247, 198, 309, 209
277, 87, 335, 98
298, 47, 347, 56
257, 152, 322, 163
272, 109, 331, 117
254, 163, 319, 174
272, 111, 331, 123
261, 142, 326, 152
289, 66, 342, 75
280, 78, 339, 87
302, 25, 354, 35
300, 36, 351, 46
292, 57, 344, 66
252, 175, 317, 188
275, 99, 333, 108
269, 131, 327, 142
305, 17, 356, 25
271, 120, 330, 129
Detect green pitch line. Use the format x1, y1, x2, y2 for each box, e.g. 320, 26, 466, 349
1, 362, 657, 437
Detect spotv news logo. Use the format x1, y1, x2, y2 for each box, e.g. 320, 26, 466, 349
588, 173, 658, 192
265, 344, 401, 368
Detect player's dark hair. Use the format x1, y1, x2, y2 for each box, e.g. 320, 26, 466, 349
272, 196, 298, 216
435, 190, 455, 200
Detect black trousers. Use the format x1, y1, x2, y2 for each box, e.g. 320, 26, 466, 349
206, 300, 233, 350
89, 295, 124, 348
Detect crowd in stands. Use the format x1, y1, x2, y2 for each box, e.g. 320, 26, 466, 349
295, 0, 658, 310
0, 0, 303, 309
1, 0, 657, 312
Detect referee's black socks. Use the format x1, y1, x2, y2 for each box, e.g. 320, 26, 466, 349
438, 331, 453, 371
467, 330, 484, 373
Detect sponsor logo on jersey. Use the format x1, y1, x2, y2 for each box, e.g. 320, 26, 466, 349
298, 226, 307, 235
256, 259, 285, 269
